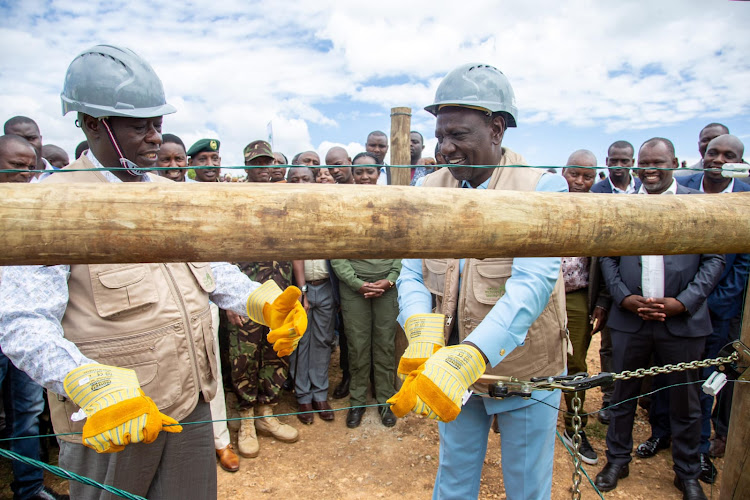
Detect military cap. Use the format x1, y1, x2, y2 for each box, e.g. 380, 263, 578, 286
187, 138, 220, 157
244, 140, 274, 162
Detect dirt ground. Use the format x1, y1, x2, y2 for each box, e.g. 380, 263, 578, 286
1, 334, 726, 499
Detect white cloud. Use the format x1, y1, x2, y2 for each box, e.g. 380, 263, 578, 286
0, 0, 748, 170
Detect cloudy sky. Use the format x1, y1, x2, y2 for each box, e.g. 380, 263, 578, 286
1, 0, 749, 173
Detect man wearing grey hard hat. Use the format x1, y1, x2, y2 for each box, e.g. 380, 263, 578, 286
0, 45, 307, 499
389, 63, 568, 500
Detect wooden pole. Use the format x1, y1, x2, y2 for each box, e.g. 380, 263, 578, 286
389, 107, 412, 186
719, 288, 750, 500
1, 184, 749, 265
388, 107, 413, 386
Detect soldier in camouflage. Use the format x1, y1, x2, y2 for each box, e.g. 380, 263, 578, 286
224, 139, 300, 459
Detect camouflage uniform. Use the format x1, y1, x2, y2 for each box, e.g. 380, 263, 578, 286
226, 261, 292, 409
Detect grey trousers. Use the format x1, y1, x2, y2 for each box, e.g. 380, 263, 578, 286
58, 399, 216, 500
291, 281, 336, 404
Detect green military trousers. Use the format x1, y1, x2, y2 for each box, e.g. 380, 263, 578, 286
339, 285, 398, 406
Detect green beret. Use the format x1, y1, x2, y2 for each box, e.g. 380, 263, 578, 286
187, 138, 220, 157
243, 140, 274, 162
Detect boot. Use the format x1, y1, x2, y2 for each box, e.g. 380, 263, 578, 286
237, 408, 259, 458
225, 392, 241, 433
255, 404, 299, 443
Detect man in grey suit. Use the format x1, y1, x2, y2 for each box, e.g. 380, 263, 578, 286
594, 138, 725, 500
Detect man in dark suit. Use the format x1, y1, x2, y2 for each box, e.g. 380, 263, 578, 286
594, 138, 725, 500
639, 134, 750, 484
676, 134, 750, 194
590, 140, 643, 194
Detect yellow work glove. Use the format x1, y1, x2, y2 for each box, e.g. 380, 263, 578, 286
398, 313, 446, 380
246, 280, 308, 355
388, 344, 486, 422
64, 364, 182, 453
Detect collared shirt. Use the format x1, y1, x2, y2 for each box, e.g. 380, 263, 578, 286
699, 175, 734, 193
31, 158, 57, 183
607, 174, 635, 194
304, 260, 329, 281
638, 178, 677, 297
0, 152, 258, 395
608, 174, 638, 194
376, 166, 389, 186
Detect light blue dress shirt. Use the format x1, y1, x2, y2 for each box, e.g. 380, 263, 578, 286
396, 171, 568, 413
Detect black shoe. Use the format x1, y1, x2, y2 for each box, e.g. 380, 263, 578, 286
635, 436, 671, 458
698, 453, 717, 484
346, 407, 366, 428
674, 476, 707, 500
282, 376, 294, 391
594, 462, 629, 492
333, 374, 350, 400
380, 407, 397, 427
597, 405, 611, 425
562, 429, 598, 465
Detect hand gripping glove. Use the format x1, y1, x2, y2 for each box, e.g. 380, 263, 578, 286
246, 280, 308, 356
397, 313, 446, 380
387, 344, 485, 422
64, 364, 182, 453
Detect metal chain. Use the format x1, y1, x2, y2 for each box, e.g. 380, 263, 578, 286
613, 352, 738, 381
571, 393, 582, 500
565, 350, 739, 498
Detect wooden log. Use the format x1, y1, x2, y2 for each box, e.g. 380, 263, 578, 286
389, 107, 412, 186
719, 288, 750, 500
0, 183, 749, 265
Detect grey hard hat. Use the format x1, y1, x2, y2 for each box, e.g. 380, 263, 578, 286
424, 63, 517, 127
61, 44, 176, 119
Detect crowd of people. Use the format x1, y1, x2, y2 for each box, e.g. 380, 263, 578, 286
0, 45, 746, 500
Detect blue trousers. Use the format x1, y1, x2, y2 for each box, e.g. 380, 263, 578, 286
0, 350, 45, 499
434, 391, 559, 500
291, 281, 336, 404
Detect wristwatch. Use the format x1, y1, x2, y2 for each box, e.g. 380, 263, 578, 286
388, 280, 395, 289
301, 284, 308, 294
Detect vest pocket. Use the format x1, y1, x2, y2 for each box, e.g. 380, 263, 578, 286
471, 259, 513, 305
74, 324, 184, 410
191, 307, 218, 402
423, 259, 449, 296
188, 262, 217, 293
90, 264, 158, 318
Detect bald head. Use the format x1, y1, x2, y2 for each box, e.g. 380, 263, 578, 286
0, 135, 36, 183
565, 149, 597, 168
0, 134, 35, 158
563, 150, 597, 193
706, 134, 744, 158
325, 146, 351, 166
702, 134, 745, 189
325, 146, 353, 184
42, 144, 69, 169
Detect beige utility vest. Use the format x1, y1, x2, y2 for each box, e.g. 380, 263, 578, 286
43, 157, 219, 443
421, 149, 569, 392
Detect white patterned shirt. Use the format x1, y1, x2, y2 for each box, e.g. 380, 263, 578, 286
0, 153, 259, 394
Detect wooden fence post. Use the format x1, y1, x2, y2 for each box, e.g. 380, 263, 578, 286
389, 106, 412, 388
389, 107, 412, 187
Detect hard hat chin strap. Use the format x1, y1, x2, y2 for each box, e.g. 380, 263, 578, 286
100, 118, 147, 177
